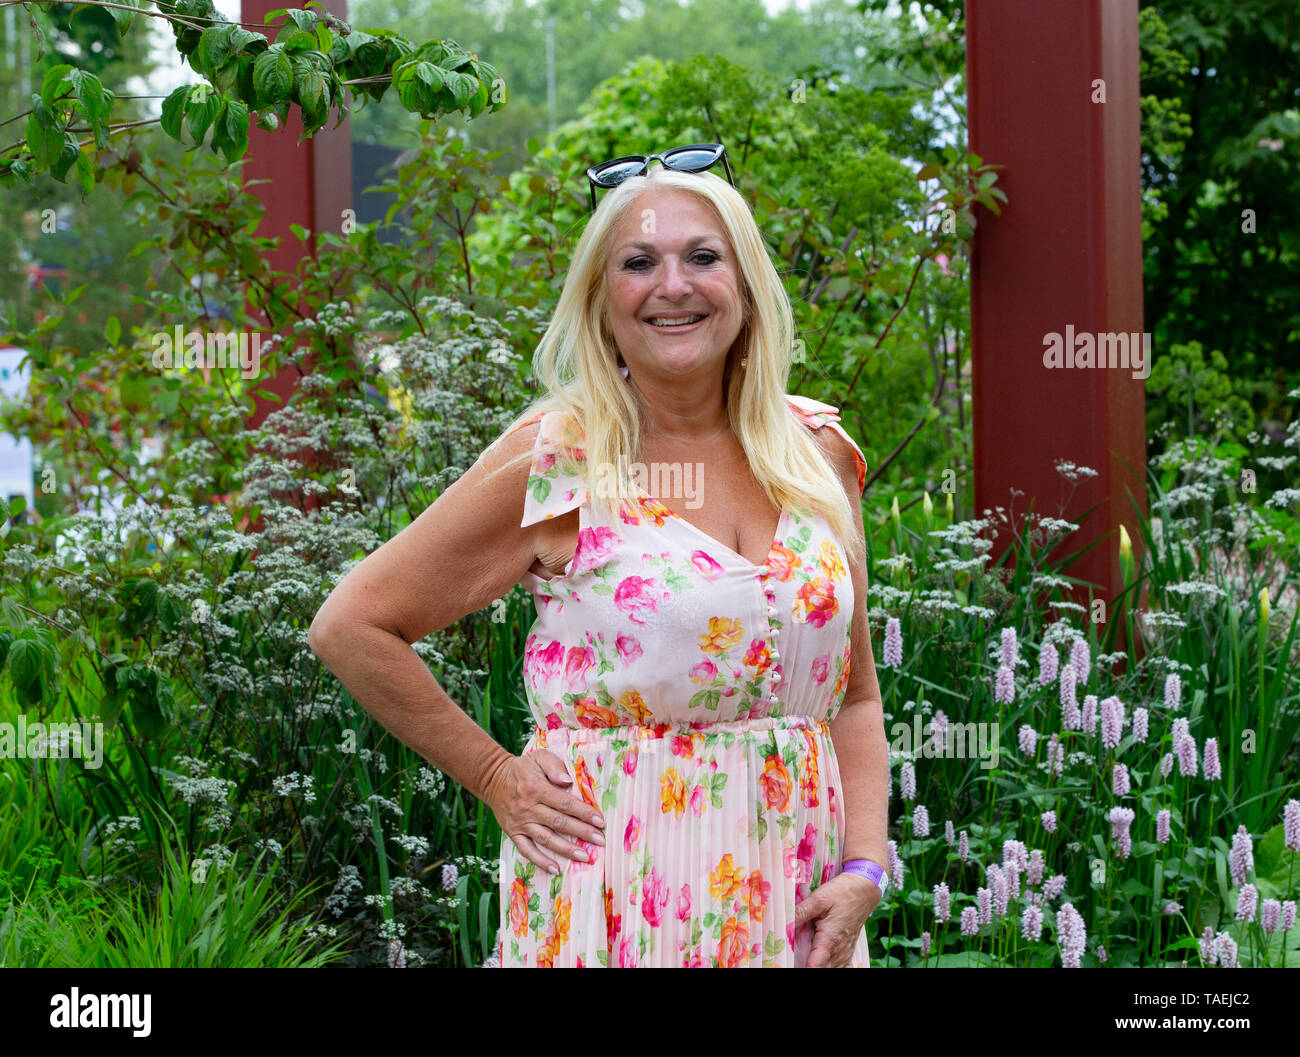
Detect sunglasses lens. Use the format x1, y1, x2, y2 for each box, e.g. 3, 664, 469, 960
663, 146, 720, 172
593, 160, 646, 188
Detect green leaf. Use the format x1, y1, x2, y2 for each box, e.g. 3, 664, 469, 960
253, 47, 294, 106
917, 162, 941, 181
105, 0, 140, 36
186, 92, 224, 146
73, 148, 95, 195
26, 110, 66, 169
40, 64, 74, 109
195, 23, 237, 77
160, 85, 189, 141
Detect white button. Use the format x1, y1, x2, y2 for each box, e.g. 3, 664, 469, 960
771, 627, 780, 637
771, 651, 780, 661
768, 694, 779, 703
772, 672, 782, 684
766, 606, 777, 617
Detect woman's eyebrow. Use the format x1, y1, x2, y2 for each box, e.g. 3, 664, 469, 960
616, 235, 722, 253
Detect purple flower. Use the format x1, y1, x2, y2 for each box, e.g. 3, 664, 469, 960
1041, 810, 1057, 834
1284, 798, 1300, 852
945, 819, 955, 845
1028, 849, 1045, 886
1203, 737, 1221, 780
1003, 839, 1028, 872
1001, 626, 1019, 670
933, 882, 951, 923
900, 761, 916, 801
1216, 931, 1238, 968
988, 864, 1008, 917
1229, 825, 1253, 887
1164, 672, 1181, 711
1056, 903, 1086, 968
1132, 706, 1148, 743
958, 829, 969, 862
1177, 732, 1198, 777
882, 616, 903, 668
1163, 901, 1182, 915
887, 839, 904, 890
1100, 695, 1124, 750
977, 886, 992, 926
1260, 899, 1281, 936
1018, 724, 1038, 755
1004, 860, 1021, 901
1060, 665, 1081, 730
1199, 925, 1217, 965
994, 663, 1016, 704
1156, 808, 1171, 844
920, 930, 931, 957
1046, 734, 1063, 777
1284, 901, 1297, 933
1113, 763, 1130, 796
1038, 641, 1059, 686
1096, 944, 1108, 964
1070, 638, 1090, 687
1081, 694, 1098, 734
1109, 806, 1136, 859
1235, 883, 1258, 923
1160, 753, 1174, 778
960, 906, 978, 937
1021, 904, 1044, 941
913, 804, 930, 838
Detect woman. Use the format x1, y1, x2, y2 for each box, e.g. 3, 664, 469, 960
308, 145, 890, 967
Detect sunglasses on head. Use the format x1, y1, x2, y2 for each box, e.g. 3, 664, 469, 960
585, 142, 735, 214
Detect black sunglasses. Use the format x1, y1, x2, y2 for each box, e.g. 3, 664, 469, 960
585, 142, 735, 214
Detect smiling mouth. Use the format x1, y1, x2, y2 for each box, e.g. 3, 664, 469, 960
645, 314, 708, 329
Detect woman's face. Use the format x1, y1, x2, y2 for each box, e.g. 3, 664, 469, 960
603, 188, 745, 383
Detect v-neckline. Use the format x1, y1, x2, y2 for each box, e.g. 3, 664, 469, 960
632, 485, 789, 571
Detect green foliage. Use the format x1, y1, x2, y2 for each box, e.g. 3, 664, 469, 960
2, 1, 507, 193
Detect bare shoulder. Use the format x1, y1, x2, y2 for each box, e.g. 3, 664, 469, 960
799, 415, 861, 494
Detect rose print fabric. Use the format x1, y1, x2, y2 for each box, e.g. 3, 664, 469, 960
493, 394, 871, 967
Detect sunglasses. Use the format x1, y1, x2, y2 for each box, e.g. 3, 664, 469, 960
585, 142, 735, 214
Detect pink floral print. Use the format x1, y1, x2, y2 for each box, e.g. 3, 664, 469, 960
496, 395, 871, 967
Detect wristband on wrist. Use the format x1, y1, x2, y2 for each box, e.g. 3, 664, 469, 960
841, 858, 887, 892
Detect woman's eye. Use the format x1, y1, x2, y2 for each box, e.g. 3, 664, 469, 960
623, 252, 718, 270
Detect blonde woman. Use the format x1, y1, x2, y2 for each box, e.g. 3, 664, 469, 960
308, 143, 889, 967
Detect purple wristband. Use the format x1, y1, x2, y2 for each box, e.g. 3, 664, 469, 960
841, 858, 886, 889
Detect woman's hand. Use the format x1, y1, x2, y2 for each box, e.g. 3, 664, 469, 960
793, 872, 881, 968
486, 750, 606, 876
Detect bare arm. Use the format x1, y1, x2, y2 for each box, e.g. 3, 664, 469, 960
818, 430, 889, 870
306, 424, 545, 802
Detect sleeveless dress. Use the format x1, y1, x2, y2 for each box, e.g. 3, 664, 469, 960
493, 393, 871, 967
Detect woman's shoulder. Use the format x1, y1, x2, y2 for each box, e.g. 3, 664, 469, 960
784, 393, 868, 496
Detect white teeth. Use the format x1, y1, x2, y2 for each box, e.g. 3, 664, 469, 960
648, 315, 705, 327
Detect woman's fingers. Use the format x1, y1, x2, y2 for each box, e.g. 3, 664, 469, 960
510, 832, 559, 877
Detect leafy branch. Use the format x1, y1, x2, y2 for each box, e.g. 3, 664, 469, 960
1, 0, 508, 193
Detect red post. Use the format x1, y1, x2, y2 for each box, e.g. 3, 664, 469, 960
967, 0, 1148, 662
239, 0, 353, 525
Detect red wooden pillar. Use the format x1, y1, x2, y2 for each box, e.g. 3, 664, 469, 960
239, 0, 353, 523
967, 0, 1148, 662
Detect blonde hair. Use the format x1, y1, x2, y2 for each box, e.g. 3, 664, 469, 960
483, 164, 864, 567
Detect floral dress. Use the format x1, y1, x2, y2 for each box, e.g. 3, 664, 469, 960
493, 394, 871, 967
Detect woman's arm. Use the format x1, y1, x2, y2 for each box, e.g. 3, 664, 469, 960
307, 424, 545, 807
819, 430, 889, 870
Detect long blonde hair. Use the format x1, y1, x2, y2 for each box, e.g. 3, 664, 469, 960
483, 164, 864, 568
